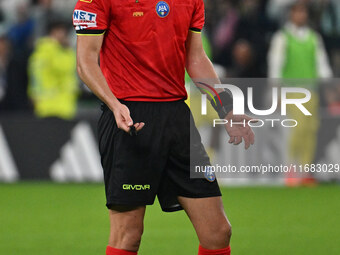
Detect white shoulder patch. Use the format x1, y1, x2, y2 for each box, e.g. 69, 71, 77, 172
73, 9, 97, 30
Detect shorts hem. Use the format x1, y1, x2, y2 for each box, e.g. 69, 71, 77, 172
177, 192, 222, 199
162, 205, 183, 213
161, 192, 222, 213
106, 199, 154, 209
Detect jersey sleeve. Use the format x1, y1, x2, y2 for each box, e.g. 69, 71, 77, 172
73, 0, 110, 35
189, 0, 205, 33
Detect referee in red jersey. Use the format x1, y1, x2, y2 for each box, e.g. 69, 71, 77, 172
73, 0, 255, 254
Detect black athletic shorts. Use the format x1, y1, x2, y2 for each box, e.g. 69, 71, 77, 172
98, 100, 221, 212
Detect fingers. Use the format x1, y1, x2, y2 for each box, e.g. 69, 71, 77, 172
117, 119, 131, 133
228, 136, 234, 144
119, 122, 146, 134
230, 134, 251, 149
124, 114, 133, 127
228, 128, 255, 149
241, 117, 256, 148
116, 107, 133, 132
243, 132, 251, 150
244, 127, 256, 149
134, 122, 145, 132
118, 121, 145, 134
227, 114, 256, 149
235, 136, 242, 145
249, 129, 255, 145
128, 123, 145, 136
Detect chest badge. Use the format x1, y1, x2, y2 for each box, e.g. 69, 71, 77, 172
156, 1, 170, 18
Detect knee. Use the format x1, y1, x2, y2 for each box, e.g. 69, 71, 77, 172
121, 225, 144, 251
201, 220, 232, 249
110, 223, 144, 251
221, 221, 232, 243
214, 220, 231, 244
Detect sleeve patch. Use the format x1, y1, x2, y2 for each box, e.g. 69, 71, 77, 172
73, 9, 98, 30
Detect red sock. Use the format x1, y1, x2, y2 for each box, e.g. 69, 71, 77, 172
198, 245, 231, 255
106, 246, 137, 255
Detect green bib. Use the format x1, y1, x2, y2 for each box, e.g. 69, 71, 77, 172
282, 29, 318, 80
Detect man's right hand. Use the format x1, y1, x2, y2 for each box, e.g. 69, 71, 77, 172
112, 102, 145, 133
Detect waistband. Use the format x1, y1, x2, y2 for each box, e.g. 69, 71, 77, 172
100, 99, 185, 111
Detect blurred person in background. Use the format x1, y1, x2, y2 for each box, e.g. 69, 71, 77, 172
0, 36, 9, 106
212, 0, 275, 76
28, 20, 78, 119
268, 1, 332, 80
31, 0, 53, 39
1, 1, 34, 111
268, 1, 333, 186
232, 0, 274, 75
228, 39, 263, 78
31, 0, 66, 40
7, 2, 34, 49
325, 84, 340, 116
211, 0, 239, 63
267, 0, 297, 24
317, 0, 340, 76
228, 39, 265, 108
0, 0, 29, 25
0, 5, 5, 35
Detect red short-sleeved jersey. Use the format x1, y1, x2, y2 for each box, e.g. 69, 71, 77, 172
73, 0, 204, 101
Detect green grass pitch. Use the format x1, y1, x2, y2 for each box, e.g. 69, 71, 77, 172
0, 183, 339, 255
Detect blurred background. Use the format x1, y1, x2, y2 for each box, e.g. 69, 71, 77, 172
0, 0, 340, 117
0, 0, 339, 255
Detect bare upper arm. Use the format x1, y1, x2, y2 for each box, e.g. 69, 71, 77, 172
76, 35, 105, 65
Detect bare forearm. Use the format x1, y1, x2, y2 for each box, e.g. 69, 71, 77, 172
77, 59, 119, 111
186, 50, 233, 120
186, 53, 224, 96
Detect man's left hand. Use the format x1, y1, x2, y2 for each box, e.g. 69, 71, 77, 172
224, 111, 256, 150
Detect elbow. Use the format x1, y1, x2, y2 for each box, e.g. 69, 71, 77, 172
186, 57, 199, 76
77, 60, 86, 80
185, 62, 192, 77
186, 65, 194, 79
186, 56, 205, 78
77, 54, 99, 80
